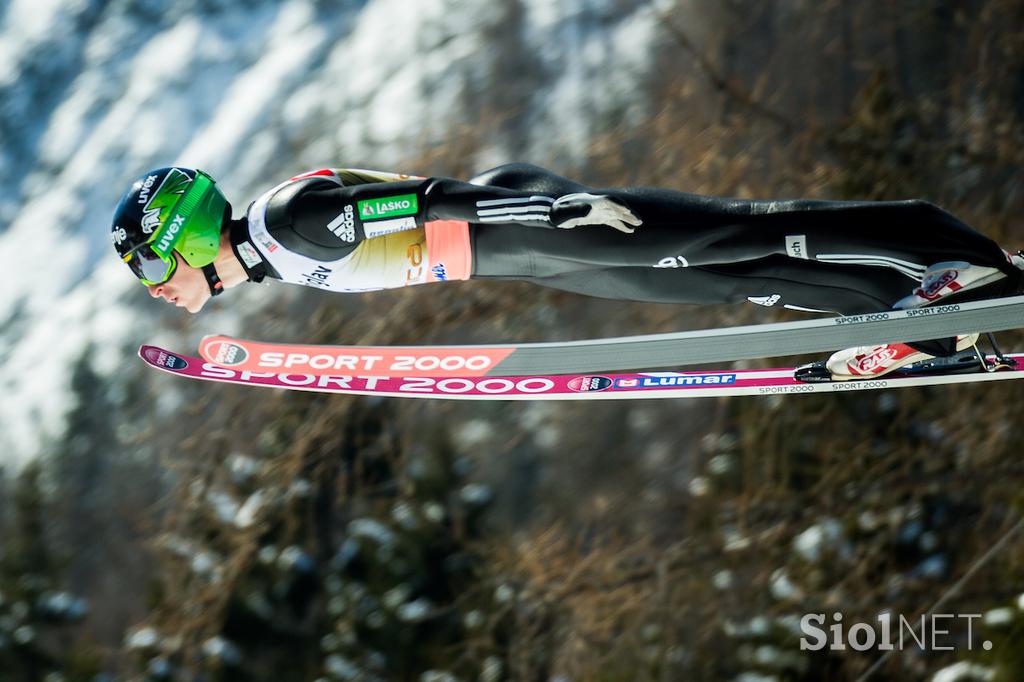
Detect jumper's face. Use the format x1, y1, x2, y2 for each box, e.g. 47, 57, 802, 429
146, 251, 211, 314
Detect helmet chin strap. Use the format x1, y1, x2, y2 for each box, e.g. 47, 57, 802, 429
202, 263, 224, 297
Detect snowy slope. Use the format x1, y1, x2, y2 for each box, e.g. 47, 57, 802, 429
0, 0, 660, 465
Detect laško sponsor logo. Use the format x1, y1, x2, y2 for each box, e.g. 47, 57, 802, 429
359, 194, 418, 220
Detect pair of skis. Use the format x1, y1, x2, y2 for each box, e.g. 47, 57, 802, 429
139, 295, 1024, 400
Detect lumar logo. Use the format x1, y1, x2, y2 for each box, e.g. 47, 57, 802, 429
141, 168, 192, 235
616, 373, 736, 388
359, 194, 418, 220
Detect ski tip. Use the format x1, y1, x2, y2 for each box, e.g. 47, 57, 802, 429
137, 345, 191, 373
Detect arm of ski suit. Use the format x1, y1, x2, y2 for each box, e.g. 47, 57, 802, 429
267, 171, 645, 268
294, 175, 642, 239
422, 179, 641, 232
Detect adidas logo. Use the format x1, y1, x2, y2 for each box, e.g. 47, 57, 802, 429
328, 205, 356, 243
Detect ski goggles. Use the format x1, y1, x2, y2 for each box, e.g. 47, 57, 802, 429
123, 242, 178, 286
122, 171, 219, 286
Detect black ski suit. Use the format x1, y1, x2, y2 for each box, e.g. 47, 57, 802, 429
470, 164, 1019, 316
241, 163, 1019, 356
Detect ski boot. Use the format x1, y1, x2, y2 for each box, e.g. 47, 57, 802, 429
894, 250, 1024, 309
795, 333, 1016, 383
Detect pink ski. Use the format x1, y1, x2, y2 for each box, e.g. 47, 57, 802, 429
144, 345, 1024, 400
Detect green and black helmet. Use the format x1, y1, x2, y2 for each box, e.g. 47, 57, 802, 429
111, 167, 229, 293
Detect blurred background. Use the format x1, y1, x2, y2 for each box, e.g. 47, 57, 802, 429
4, 0, 1024, 680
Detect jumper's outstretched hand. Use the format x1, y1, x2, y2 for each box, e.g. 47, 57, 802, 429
550, 193, 643, 234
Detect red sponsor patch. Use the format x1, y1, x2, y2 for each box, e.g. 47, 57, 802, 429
200, 339, 249, 367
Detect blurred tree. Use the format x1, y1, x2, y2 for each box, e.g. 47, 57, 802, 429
128, 396, 506, 681
53, 351, 115, 593
0, 460, 95, 681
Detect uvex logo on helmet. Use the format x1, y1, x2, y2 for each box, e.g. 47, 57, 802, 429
156, 215, 186, 255
141, 168, 193, 235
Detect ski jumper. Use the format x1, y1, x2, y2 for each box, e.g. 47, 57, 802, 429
235, 164, 1019, 323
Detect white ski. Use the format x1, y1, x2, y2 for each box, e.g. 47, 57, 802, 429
196, 295, 1024, 377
